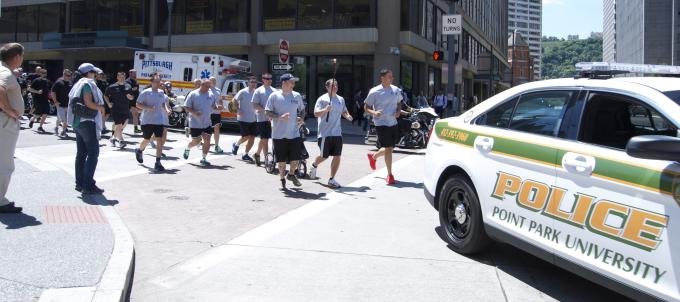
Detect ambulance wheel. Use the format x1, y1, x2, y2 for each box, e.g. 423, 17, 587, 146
438, 175, 490, 254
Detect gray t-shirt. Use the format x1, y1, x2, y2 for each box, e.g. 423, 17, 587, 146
210, 87, 222, 114
364, 84, 403, 127
265, 90, 305, 140
252, 85, 276, 122
137, 88, 169, 126
235, 87, 256, 123
315, 93, 347, 138
184, 89, 216, 129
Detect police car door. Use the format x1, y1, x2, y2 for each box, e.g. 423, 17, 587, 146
471, 89, 579, 256
552, 90, 678, 300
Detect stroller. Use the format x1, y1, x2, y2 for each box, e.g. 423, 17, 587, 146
264, 118, 309, 179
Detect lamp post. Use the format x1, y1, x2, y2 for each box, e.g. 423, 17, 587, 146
166, 0, 174, 52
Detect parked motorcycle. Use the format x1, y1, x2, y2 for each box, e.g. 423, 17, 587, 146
168, 95, 187, 128
365, 105, 438, 149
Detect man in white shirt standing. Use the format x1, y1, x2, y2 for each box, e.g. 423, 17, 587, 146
433, 90, 448, 118
0, 43, 24, 213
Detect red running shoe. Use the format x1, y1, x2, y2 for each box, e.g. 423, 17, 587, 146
386, 174, 396, 185
367, 153, 376, 170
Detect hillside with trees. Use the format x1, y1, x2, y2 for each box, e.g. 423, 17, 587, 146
541, 37, 603, 79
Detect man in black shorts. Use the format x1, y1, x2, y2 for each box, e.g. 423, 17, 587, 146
183, 79, 217, 166
50, 69, 72, 137
265, 73, 306, 190
105, 71, 134, 148
27, 68, 51, 132
231, 77, 258, 161
251, 72, 276, 166
309, 79, 353, 188
127, 69, 141, 133
134, 75, 171, 172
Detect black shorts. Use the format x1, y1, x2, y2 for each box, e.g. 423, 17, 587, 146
129, 99, 137, 108
257, 121, 272, 139
141, 124, 165, 140
376, 125, 400, 148
239, 121, 257, 137
210, 114, 222, 127
317, 136, 343, 158
273, 138, 302, 163
112, 111, 129, 125
34, 101, 50, 115
190, 127, 213, 138
104, 104, 111, 114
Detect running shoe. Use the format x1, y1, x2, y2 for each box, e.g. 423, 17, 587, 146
254, 154, 261, 166
367, 153, 376, 170
109, 138, 117, 147
60, 130, 67, 137
54, 126, 59, 135
37, 127, 45, 133
286, 174, 302, 187
231, 143, 239, 155
386, 174, 396, 185
183, 148, 190, 160
309, 165, 317, 179
82, 185, 105, 195
328, 178, 342, 188
135, 148, 144, 163
28, 120, 34, 128
280, 178, 286, 190
242, 154, 254, 162
154, 161, 165, 172
200, 158, 211, 166
215, 145, 224, 154
119, 140, 127, 149
0, 203, 22, 213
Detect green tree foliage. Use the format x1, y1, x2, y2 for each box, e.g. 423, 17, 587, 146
542, 38, 603, 79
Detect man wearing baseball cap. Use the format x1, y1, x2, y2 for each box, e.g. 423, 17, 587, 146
265, 73, 306, 190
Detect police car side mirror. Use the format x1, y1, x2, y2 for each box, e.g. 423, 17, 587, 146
626, 135, 680, 162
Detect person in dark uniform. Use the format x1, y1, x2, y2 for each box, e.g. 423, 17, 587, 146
50, 69, 73, 137
96, 70, 110, 134
105, 71, 134, 148
126, 69, 141, 133
27, 68, 51, 132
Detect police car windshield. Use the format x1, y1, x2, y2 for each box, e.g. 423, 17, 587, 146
663, 91, 680, 105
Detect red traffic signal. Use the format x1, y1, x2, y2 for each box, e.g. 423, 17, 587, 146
433, 51, 444, 61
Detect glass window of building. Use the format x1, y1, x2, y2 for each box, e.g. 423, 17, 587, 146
335, 0, 371, 28
426, 1, 433, 42
0, 7, 17, 41
39, 4, 65, 39
16, 6, 39, 42
186, 0, 214, 34
263, 0, 298, 31
216, 0, 249, 32
119, 0, 147, 36
298, 0, 332, 29
158, 0, 186, 34
70, 1, 94, 32
95, 0, 117, 31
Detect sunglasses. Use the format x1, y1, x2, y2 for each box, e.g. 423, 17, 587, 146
262, 77, 272, 80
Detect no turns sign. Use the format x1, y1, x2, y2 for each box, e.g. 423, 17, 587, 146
279, 39, 290, 64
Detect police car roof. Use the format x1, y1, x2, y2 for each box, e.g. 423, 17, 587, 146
506, 77, 680, 93
611, 77, 680, 93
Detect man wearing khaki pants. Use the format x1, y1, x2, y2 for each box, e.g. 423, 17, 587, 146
0, 43, 25, 213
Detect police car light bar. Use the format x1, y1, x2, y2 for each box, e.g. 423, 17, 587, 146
575, 62, 680, 79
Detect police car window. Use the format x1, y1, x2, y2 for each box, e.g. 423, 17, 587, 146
508, 91, 572, 136
579, 92, 678, 150
183, 68, 193, 82
474, 97, 518, 128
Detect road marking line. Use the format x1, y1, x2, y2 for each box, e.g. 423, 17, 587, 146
146, 155, 420, 289
14, 149, 61, 172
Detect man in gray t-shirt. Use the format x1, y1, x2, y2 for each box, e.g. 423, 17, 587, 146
209, 76, 225, 154
364, 69, 403, 185
309, 79, 353, 188
251, 72, 276, 166
231, 77, 258, 162
265, 73, 305, 190
182, 79, 218, 165
134, 75, 171, 171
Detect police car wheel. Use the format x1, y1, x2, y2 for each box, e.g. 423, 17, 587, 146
438, 175, 490, 254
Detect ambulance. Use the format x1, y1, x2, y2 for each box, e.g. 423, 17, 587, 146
133, 51, 251, 124
424, 62, 680, 301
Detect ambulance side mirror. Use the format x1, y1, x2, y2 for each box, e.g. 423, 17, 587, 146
626, 135, 680, 162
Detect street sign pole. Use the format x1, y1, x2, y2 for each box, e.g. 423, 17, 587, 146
443, 11, 461, 116
167, 0, 174, 52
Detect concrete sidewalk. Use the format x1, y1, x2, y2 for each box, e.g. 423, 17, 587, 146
0, 154, 133, 301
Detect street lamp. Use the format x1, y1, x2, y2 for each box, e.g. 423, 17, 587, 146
166, 0, 174, 52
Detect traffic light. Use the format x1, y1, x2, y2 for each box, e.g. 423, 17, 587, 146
433, 51, 444, 61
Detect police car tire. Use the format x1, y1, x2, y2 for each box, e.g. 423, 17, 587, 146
438, 175, 490, 254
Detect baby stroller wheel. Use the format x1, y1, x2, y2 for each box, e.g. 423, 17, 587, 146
264, 152, 276, 174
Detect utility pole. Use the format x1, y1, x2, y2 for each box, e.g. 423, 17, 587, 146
445, 0, 460, 116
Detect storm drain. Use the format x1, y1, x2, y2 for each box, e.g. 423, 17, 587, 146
44, 206, 107, 224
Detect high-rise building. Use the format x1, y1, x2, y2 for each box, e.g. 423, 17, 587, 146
507, 0, 541, 80
508, 31, 533, 86
606, 0, 680, 65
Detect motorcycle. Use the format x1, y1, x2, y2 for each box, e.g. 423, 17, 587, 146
168, 95, 187, 128
365, 105, 438, 149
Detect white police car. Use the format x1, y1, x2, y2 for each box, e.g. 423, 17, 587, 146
424, 63, 680, 301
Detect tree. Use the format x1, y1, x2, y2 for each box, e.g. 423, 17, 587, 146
541, 38, 603, 79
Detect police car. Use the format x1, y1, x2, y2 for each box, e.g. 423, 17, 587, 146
424, 63, 680, 302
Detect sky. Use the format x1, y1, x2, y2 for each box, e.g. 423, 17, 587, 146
542, 0, 603, 39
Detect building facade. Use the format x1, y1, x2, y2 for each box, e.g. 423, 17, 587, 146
508, 31, 532, 86
0, 0, 508, 111
602, 0, 616, 63
507, 0, 541, 80
609, 0, 680, 65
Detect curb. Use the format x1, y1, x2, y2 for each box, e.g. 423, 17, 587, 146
38, 204, 135, 302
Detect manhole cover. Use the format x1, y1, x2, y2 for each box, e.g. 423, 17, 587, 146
154, 189, 173, 194
167, 195, 189, 201
44, 206, 107, 224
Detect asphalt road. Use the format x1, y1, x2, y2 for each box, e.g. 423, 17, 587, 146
13, 116, 631, 302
